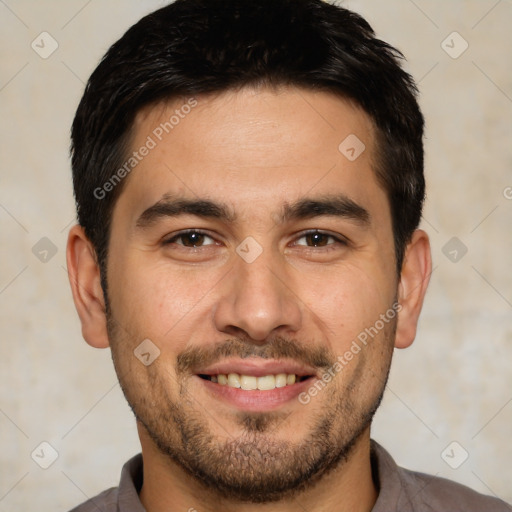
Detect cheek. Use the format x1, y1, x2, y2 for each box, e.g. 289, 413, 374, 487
108, 254, 221, 342
297, 262, 396, 352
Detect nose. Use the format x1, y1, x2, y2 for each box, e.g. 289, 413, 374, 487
213, 250, 302, 342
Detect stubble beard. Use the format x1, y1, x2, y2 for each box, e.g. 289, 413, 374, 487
107, 314, 395, 503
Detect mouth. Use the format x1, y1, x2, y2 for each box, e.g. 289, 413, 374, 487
193, 359, 319, 411
197, 373, 313, 390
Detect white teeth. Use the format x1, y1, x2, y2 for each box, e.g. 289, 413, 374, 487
275, 373, 287, 388
227, 373, 241, 388
257, 375, 276, 390
240, 375, 257, 390
211, 373, 301, 390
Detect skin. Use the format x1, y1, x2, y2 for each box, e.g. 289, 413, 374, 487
67, 86, 431, 512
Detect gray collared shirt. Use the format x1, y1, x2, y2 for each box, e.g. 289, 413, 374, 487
68, 441, 511, 511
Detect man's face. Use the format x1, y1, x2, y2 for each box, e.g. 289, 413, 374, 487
106, 87, 398, 501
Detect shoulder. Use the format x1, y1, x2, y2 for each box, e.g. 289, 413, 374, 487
67, 487, 119, 512
397, 466, 511, 511
371, 441, 512, 512
66, 453, 144, 512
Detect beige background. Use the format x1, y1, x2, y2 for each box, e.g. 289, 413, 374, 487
1, 0, 511, 509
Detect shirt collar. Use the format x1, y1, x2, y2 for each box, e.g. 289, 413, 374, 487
117, 453, 146, 511
370, 440, 405, 511
117, 441, 407, 511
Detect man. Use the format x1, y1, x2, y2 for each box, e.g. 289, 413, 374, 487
65, 0, 511, 510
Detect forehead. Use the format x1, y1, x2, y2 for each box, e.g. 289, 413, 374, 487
115, 86, 388, 226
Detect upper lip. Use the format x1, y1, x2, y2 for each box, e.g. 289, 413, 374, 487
196, 357, 319, 378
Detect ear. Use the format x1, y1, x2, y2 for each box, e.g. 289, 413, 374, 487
394, 229, 432, 349
66, 225, 110, 348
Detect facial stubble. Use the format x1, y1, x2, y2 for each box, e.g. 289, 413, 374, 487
107, 314, 395, 503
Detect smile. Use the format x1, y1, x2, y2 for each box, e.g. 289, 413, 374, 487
198, 373, 311, 390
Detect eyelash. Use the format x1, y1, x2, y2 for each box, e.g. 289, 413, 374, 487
163, 229, 217, 247
162, 229, 348, 249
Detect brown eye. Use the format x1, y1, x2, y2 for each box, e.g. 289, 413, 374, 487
304, 232, 330, 247
296, 231, 340, 247
166, 231, 215, 247
181, 232, 205, 247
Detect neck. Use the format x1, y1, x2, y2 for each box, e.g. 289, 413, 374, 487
138, 424, 377, 512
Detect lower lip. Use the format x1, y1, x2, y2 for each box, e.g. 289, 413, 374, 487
196, 376, 315, 412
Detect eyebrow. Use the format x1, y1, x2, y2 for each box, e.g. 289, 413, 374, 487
280, 195, 370, 226
135, 193, 370, 229
136, 194, 236, 228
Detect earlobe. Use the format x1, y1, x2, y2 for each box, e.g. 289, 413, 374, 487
66, 225, 110, 348
394, 229, 432, 349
